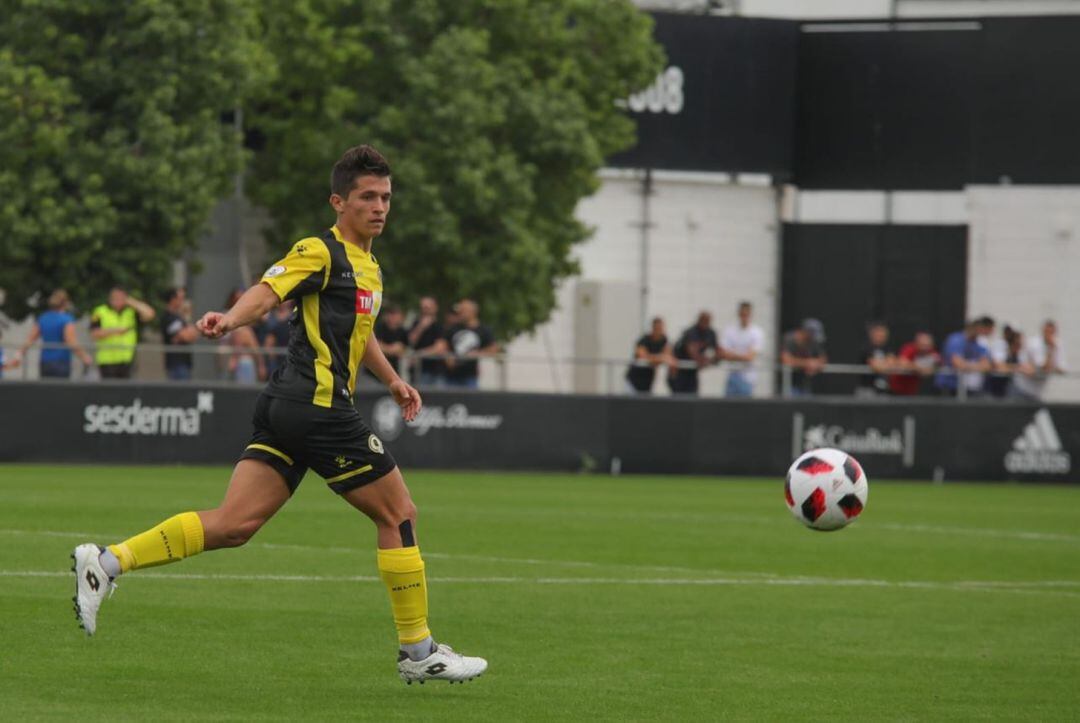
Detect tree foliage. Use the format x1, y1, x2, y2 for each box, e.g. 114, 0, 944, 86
248, 0, 663, 338
0, 0, 267, 318
1, 0, 662, 338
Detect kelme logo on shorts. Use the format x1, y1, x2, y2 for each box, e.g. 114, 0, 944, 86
368, 434, 384, 454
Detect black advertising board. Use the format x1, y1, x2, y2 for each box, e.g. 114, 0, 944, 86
1, 383, 1077, 483
609, 13, 799, 177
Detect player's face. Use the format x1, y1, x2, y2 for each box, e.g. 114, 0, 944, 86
334, 175, 392, 240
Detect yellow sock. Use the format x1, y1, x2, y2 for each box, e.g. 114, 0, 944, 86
377, 546, 431, 644
108, 512, 205, 573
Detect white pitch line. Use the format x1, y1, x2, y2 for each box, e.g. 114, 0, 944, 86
7, 570, 1080, 598
876, 523, 1080, 544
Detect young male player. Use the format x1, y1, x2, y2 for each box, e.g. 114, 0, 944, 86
72, 145, 487, 685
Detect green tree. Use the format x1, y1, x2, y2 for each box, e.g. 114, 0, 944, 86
249, 0, 663, 338
0, 0, 267, 318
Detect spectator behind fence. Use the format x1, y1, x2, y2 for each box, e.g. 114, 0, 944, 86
720, 301, 764, 398
16, 289, 93, 378
0, 324, 20, 377
160, 287, 198, 381
889, 331, 941, 396
935, 319, 992, 397
858, 321, 898, 396
374, 303, 409, 376
1012, 319, 1067, 401
221, 288, 265, 384
443, 299, 498, 389
780, 318, 827, 396
668, 311, 719, 395
986, 325, 1023, 398
626, 316, 672, 394
90, 286, 156, 379
408, 296, 446, 387
262, 300, 295, 377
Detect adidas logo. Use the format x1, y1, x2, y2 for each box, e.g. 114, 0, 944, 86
1004, 409, 1071, 474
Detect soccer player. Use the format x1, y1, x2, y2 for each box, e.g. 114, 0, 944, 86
72, 145, 487, 685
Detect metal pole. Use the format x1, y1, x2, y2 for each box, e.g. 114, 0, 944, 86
639, 168, 653, 331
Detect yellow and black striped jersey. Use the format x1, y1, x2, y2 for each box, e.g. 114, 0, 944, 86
260, 226, 383, 409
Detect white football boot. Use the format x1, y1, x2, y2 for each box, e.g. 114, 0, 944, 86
398, 643, 488, 685
71, 544, 116, 636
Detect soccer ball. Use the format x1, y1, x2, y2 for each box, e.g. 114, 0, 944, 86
784, 448, 868, 531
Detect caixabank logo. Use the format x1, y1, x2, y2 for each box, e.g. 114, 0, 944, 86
791, 413, 916, 468
1004, 409, 1071, 475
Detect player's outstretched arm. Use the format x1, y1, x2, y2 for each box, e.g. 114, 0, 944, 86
363, 336, 422, 421
196, 283, 279, 339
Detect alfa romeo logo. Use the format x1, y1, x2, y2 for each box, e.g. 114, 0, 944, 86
372, 396, 404, 441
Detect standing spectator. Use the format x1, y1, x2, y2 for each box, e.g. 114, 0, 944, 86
889, 331, 941, 396
0, 324, 20, 377
262, 301, 295, 378
1012, 319, 1068, 401
221, 289, 265, 384
408, 296, 447, 386
858, 321, 897, 396
443, 299, 498, 389
374, 303, 410, 376
720, 301, 764, 398
935, 319, 992, 397
668, 311, 720, 395
780, 318, 827, 396
16, 289, 93, 379
160, 288, 198, 381
986, 325, 1023, 398
976, 315, 1011, 395
89, 286, 155, 379
626, 317, 672, 394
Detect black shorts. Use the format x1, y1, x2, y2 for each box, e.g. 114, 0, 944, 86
239, 394, 397, 494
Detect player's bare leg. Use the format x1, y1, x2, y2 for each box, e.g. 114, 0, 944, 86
342, 467, 487, 684
72, 459, 289, 635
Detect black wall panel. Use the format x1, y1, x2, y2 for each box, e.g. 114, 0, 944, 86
609, 14, 799, 176
972, 17, 1080, 184
781, 224, 967, 392
794, 27, 977, 189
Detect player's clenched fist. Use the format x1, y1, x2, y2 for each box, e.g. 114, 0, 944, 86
196, 312, 230, 339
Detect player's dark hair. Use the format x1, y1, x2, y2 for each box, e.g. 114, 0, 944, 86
162, 287, 183, 304
331, 145, 391, 198
738, 301, 752, 311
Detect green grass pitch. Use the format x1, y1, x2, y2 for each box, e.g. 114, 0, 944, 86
1, 464, 1078, 721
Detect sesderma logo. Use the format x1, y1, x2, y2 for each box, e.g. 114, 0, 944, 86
83, 392, 214, 437
1004, 409, 1071, 474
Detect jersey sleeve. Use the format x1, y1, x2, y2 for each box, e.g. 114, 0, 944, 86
261, 237, 331, 302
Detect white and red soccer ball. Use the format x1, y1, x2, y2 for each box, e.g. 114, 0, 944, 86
785, 448, 868, 531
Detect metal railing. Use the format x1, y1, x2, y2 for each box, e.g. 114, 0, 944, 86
1, 341, 1073, 402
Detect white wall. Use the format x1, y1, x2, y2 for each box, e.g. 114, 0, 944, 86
967, 186, 1080, 401
502, 172, 780, 397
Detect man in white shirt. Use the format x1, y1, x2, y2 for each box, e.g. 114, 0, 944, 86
1012, 320, 1067, 400
720, 301, 764, 398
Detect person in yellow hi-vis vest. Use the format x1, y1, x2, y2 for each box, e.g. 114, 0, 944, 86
89, 286, 156, 378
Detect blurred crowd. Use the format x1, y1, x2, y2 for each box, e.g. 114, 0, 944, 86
626, 306, 1067, 401
1, 287, 500, 388
626, 302, 765, 398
